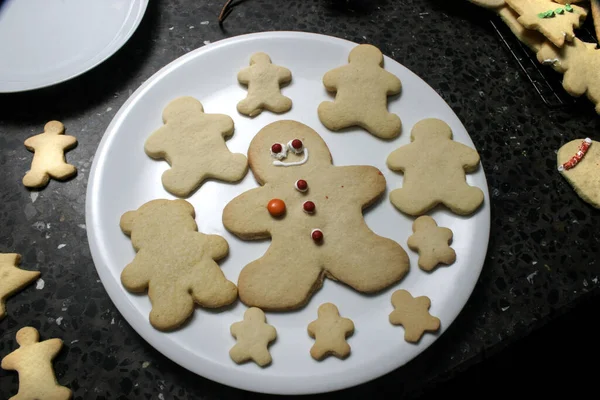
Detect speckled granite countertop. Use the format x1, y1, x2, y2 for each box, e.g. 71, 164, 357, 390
1, 0, 599, 398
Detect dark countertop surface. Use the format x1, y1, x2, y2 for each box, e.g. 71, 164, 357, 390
1, 0, 600, 398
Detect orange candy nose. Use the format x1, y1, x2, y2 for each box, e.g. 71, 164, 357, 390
267, 199, 286, 217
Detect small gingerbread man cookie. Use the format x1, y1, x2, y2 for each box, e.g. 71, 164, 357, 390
407, 216, 456, 272
0, 253, 40, 321
120, 199, 238, 331
389, 289, 440, 343
386, 118, 484, 216
145, 96, 248, 197
307, 303, 354, 360
237, 52, 292, 117
318, 44, 402, 139
230, 307, 277, 367
1, 327, 72, 400
23, 120, 77, 188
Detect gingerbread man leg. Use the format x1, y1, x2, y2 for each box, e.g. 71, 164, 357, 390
237, 97, 265, 117
360, 109, 401, 139
237, 239, 324, 310
317, 101, 352, 131
263, 95, 292, 114
213, 152, 248, 181
324, 220, 409, 292
389, 186, 437, 216
441, 184, 484, 215
161, 162, 205, 197
23, 168, 49, 188
148, 280, 194, 330
47, 161, 77, 180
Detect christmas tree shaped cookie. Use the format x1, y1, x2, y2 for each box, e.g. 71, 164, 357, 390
505, 0, 587, 47
223, 120, 409, 310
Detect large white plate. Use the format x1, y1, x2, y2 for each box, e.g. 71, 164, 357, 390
86, 31, 490, 395
0, 0, 148, 92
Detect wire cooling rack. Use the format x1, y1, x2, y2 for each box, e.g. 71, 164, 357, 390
491, 15, 598, 108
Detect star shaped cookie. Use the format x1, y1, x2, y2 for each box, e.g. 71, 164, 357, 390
0, 253, 40, 320
307, 303, 355, 360
389, 290, 440, 343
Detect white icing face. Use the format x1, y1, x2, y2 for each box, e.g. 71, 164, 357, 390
270, 139, 309, 167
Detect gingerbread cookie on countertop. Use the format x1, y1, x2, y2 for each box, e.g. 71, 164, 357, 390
222, 120, 410, 311
0, 253, 40, 321
557, 137, 600, 208
23, 120, 77, 188
1, 327, 72, 400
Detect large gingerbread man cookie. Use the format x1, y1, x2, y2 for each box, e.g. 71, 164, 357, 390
145, 96, 248, 197
317, 44, 402, 139
120, 199, 238, 331
222, 120, 409, 310
386, 118, 484, 216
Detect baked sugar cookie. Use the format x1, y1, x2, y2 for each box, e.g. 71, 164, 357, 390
0, 253, 40, 320
389, 290, 440, 343
145, 96, 248, 197
386, 118, 483, 216
1, 327, 72, 400
223, 120, 409, 310
237, 52, 292, 117
120, 199, 238, 331
230, 307, 277, 367
557, 138, 600, 208
307, 303, 354, 360
23, 121, 77, 188
318, 44, 402, 139
407, 216, 456, 272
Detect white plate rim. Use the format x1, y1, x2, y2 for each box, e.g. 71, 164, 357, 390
0, 0, 149, 93
85, 31, 491, 395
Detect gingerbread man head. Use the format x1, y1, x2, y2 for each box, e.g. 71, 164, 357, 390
43, 120, 64, 135
250, 52, 271, 66
162, 96, 204, 123
410, 118, 453, 142
16, 326, 39, 346
248, 120, 333, 184
348, 44, 383, 66
120, 199, 197, 249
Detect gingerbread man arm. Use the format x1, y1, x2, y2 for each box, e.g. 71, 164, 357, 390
39, 338, 63, 358
335, 165, 386, 206
386, 144, 419, 172
383, 70, 402, 95
205, 113, 235, 139
120, 249, 152, 292
322, 67, 341, 91
237, 67, 252, 85
222, 186, 274, 240
144, 126, 169, 157
57, 134, 78, 149
452, 141, 481, 172
1, 350, 18, 370
276, 65, 292, 84
23, 134, 41, 150
206, 234, 229, 260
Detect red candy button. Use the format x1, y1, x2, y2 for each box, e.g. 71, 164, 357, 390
271, 143, 283, 154
311, 229, 323, 242
303, 201, 315, 213
267, 199, 286, 217
295, 179, 308, 192
291, 139, 303, 150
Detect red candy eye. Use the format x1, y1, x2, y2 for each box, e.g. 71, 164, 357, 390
291, 139, 303, 150
311, 229, 323, 242
271, 143, 283, 153
295, 179, 308, 192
